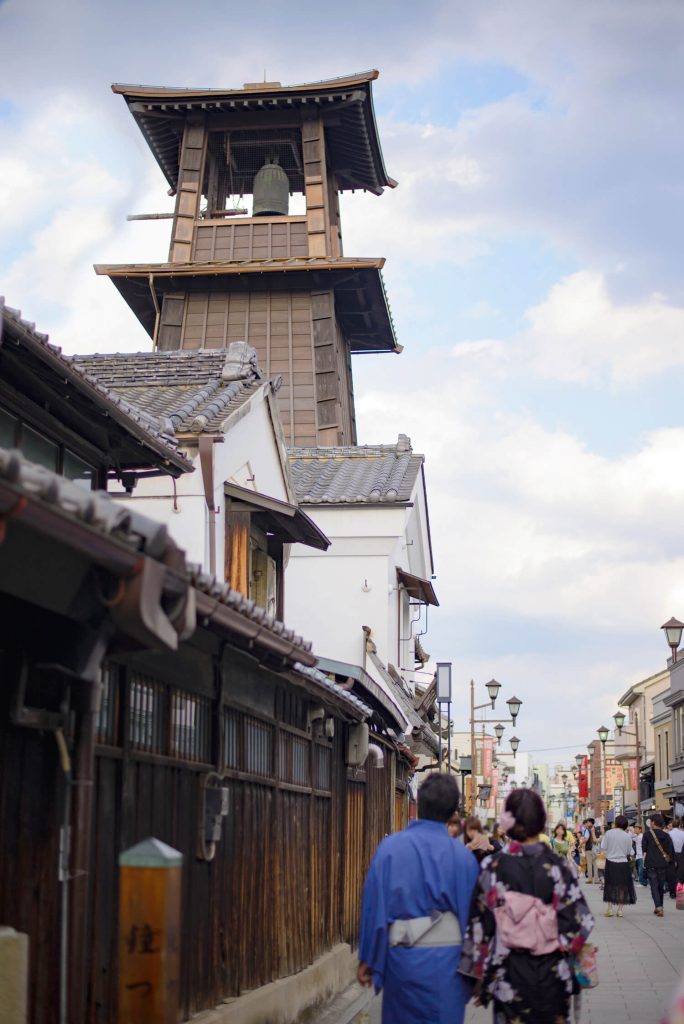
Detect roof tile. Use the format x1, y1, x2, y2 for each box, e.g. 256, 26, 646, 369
288, 436, 423, 504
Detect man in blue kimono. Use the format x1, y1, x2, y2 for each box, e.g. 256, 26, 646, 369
357, 773, 479, 1024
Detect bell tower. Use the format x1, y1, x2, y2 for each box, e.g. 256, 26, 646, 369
98, 71, 400, 446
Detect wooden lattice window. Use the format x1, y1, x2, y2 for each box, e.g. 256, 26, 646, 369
170, 688, 212, 763
279, 729, 310, 787
96, 663, 119, 746
313, 743, 332, 792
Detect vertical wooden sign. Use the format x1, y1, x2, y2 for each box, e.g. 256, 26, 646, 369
118, 838, 183, 1024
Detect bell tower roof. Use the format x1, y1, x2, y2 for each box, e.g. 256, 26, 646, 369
112, 70, 397, 197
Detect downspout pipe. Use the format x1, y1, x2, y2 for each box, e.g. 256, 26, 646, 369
67, 675, 101, 1024
199, 436, 217, 576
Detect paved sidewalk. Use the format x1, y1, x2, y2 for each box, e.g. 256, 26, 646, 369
349, 877, 684, 1023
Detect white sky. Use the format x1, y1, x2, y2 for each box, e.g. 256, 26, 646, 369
2, 0, 684, 765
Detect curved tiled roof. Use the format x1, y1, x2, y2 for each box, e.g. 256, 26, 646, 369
1, 302, 192, 472
288, 435, 423, 505
71, 349, 264, 434
0, 445, 368, 720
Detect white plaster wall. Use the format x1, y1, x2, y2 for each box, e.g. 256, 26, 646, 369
111, 390, 292, 578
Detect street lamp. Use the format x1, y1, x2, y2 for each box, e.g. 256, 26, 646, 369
575, 754, 584, 769
661, 617, 684, 664
486, 678, 501, 708
507, 695, 523, 724
478, 783, 492, 804
597, 726, 610, 825
435, 662, 453, 774
510, 736, 520, 754
469, 679, 523, 812
612, 708, 644, 828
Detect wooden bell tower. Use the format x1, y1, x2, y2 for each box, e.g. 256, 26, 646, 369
98, 71, 400, 446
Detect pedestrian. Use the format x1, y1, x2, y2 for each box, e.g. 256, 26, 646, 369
459, 788, 595, 1024
601, 814, 636, 918
671, 818, 684, 885
550, 823, 572, 859
666, 819, 684, 897
357, 773, 479, 1024
464, 815, 495, 863
632, 823, 647, 886
448, 813, 462, 839
582, 817, 599, 884
642, 813, 675, 917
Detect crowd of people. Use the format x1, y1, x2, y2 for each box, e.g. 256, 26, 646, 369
357, 774, 684, 1023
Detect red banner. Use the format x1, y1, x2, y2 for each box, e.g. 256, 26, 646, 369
578, 755, 588, 799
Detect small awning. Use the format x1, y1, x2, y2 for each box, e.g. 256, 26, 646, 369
396, 567, 439, 606
224, 483, 329, 550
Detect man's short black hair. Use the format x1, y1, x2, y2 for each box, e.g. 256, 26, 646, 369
417, 773, 460, 822
651, 813, 665, 829
584, 817, 595, 825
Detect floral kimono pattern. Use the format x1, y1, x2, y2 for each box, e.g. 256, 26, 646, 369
459, 842, 595, 1024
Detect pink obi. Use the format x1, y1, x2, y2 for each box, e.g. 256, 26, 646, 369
493, 892, 560, 955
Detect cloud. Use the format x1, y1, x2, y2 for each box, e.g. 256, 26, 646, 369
521, 272, 684, 387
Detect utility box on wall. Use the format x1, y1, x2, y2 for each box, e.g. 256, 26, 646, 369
346, 722, 369, 766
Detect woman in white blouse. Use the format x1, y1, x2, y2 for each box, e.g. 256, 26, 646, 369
602, 815, 637, 917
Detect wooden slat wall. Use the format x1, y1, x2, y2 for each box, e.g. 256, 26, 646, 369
192, 218, 308, 262
342, 780, 366, 945
0, 716, 63, 1024
170, 123, 207, 264
1, 648, 400, 1024
179, 290, 316, 445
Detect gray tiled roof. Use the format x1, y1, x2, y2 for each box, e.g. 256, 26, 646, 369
1, 303, 191, 471
0, 445, 368, 720
288, 435, 423, 504
71, 349, 264, 434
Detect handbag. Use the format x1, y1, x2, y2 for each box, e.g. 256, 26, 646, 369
572, 942, 599, 989
594, 851, 607, 870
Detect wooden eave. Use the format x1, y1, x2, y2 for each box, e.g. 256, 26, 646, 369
112, 70, 395, 196
0, 311, 192, 477
95, 258, 399, 354
223, 482, 330, 551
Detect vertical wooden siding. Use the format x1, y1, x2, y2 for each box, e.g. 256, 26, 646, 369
1, 649, 401, 1024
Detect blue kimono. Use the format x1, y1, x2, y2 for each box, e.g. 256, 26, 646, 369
359, 819, 479, 1024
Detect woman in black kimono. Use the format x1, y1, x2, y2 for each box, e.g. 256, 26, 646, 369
459, 789, 595, 1024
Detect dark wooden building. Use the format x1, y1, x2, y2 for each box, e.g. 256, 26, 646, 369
97, 71, 401, 447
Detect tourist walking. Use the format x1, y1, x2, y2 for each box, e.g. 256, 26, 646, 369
459, 789, 595, 1024
463, 815, 496, 863
357, 773, 479, 1024
643, 813, 675, 917
582, 817, 599, 884
550, 823, 572, 861
633, 823, 647, 886
601, 814, 636, 917
667, 819, 684, 891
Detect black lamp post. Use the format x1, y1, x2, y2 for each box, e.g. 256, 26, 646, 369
494, 723, 505, 745
661, 617, 684, 664
510, 736, 520, 754
507, 695, 522, 724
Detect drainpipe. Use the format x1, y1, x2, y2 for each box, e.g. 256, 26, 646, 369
68, 679, 100, 1024
199, 436, 217, 576
55, 726, 71, 1024
149, 273, 161, 349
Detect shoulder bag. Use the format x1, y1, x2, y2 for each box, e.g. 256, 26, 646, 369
651, 828, 672, 864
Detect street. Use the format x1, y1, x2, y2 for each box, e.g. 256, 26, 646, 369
348, 878, 684, 1024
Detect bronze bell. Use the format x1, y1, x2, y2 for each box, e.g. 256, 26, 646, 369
252, 157, 289, 217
